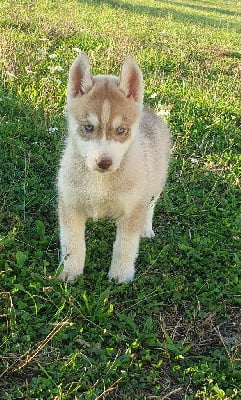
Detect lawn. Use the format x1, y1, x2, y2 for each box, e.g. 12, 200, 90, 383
0, 0, 241, 399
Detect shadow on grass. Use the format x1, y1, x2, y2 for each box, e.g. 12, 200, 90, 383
171, 0, 241, 18
0, 86, 61, 222
0, 84, 62, 276
78, 0, 241, 31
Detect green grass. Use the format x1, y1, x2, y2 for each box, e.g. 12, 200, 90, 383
0, 0, 241, 398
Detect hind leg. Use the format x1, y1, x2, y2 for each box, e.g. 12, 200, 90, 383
141, 197, 158, 239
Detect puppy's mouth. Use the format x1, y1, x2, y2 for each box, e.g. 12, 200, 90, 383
94, 165, 115, 174
95, 168, 111, 173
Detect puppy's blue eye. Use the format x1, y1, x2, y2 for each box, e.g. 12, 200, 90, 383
85, 124, 94, 132
116, 127, 125, 135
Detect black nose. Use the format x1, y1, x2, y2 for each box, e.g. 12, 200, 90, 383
97, 158, 113, 170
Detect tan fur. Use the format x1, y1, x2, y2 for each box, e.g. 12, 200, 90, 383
57, 53, 171, 283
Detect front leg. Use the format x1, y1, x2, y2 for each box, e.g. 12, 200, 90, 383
108, 209, 145, 283
58, 199, 86, 282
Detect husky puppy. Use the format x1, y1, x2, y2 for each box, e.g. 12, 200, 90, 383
57, 53, 171, 283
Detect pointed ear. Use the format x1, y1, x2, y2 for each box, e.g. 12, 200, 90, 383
119, 57, 143, 103
67, 53, 93, 99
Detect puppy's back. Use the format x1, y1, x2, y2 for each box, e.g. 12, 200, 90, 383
137, 107, 171, 190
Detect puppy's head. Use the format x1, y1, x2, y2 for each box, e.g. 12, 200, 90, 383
66, 53, 143, 173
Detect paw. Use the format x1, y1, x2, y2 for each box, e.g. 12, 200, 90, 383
59, 269, 81, 283
57, 260, 83, 283
141, 229, 155, 239
108, 265, 135, 283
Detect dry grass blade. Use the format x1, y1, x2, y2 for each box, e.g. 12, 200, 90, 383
94, 377, 123, 400
147, 387, 183, 399
0, 317, 72, 379
161, 387, 183, 399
